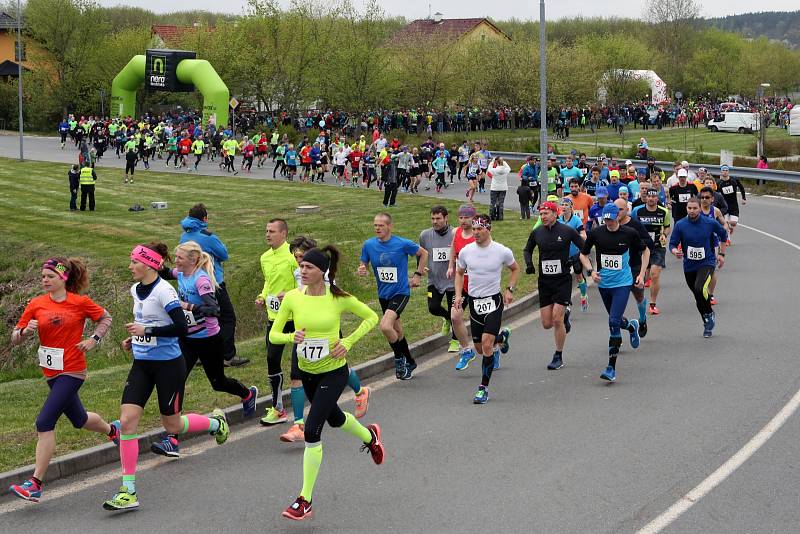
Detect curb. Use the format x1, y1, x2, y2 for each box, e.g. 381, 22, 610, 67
0, 290, 538, 493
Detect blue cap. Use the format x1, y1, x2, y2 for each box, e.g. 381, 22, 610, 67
721, 165, 730, 171
602, 203, 620, 220
596, 186, 609, 198
619, 186, 629, 194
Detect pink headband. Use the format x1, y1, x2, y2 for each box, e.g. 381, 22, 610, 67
42, 258, 70, 281
130, 245, 163, 270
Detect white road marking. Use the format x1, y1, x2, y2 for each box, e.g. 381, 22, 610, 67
0, 306, 544, 514
763, 195, 800, 203
637, 224, 800, 534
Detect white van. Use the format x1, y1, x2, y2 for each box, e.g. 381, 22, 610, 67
706, 112, 760, 134
789, 107, 800, 136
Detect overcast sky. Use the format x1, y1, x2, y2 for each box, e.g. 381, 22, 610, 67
96, 0, 799, 20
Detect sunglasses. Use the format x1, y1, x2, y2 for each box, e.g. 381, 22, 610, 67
700, 196, 713, 200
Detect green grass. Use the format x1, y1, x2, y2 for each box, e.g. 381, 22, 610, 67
0, 157, 541, 472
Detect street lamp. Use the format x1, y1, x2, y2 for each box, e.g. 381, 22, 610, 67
538, 0, 547, 188
16, 0, 23, 161
756, 83, 770, 159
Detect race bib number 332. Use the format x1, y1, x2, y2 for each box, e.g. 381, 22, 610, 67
376, 267, 397, 283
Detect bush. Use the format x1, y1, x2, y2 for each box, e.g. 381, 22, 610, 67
747, 138, 800, 158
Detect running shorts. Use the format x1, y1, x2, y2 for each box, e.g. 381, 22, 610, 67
121, 357, 186, 416
568, 254, 583, 275
468, 292, 504, 342
649, 247, 666, 268
538, 275, 573, 308
379, 294, 410, 316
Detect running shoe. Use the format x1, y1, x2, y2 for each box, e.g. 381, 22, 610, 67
710, 296, 718, 306
210, 408, 230, 445
394, 357, 411, 380
242, 386, 258, 417
455, 347, 476, 371
282, 496, 313, 521
9, 479, 42, 502
492, 348, 501, 370
638, 320, 648, 338
103, 487, 139, 511
644, 279, 652, 288
564, 306, 572, 334
354, 387, 370, 419
600, 366, 616, 382
649, 303, 660, 316
150, 436, 180, 458
498, 327, 512, 354
628, 319, 641, 349
580, 295, 589, 312
109, 419, 121, 446
547, 353, 564, 370
703, 312, 715, 338
361, 423, 384, 465
473, 386, 489, 404
405, 359, 418, 379
448, 339, 460, 353
280, 424, 305, 443
260, 407, 288, 426
441, 319, 451, 337
726, 239, 731, 246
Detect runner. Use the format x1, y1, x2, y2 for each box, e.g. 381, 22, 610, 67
716, 165, 746, 243
699, 186, 731, 305
454, 214, 518, 403
523, 201, 585, 371
669, 198, 728, 338
668, 169, 699, 222
419, 205, 461, 353
579, 204, 646, 382
271, 245, 383, 521
448, 205, 479, 370
103, 243, 230, 511
631, 188, 671, 315
614, 198, 655, 338
149, 241, 257, 457
9, 257, 118, 502
358, 212, 428, 380
190, 135, 205, 172
255, 218, 300, 426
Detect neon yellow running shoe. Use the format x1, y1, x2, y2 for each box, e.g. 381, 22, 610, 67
259, 407, 288, 426
448, 339, 460, 353
210, 408, 229, 445
441, 318, 451, 337
103, 486, 139, 511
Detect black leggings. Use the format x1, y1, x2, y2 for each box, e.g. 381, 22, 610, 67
428, 285, 456, 340
684, 266, 714, 316
301, 365, 349, 444
180, 334, 248, 398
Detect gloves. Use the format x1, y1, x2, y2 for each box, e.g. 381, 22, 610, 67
525, 264, 535, 275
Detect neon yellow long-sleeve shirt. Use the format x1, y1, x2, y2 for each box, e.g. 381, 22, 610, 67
258, 242, 298, 320
269, 286, 378, 374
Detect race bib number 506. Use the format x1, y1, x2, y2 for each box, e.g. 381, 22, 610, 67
600, 254, 623, 270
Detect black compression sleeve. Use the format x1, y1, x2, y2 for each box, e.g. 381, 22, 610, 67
192, 292, 220, 319
146, 307, 189, 337
523, 231, 537, 268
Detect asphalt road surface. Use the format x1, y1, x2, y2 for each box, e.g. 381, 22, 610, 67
2, 135, 800, 533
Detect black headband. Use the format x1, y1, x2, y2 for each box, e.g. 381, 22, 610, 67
302, 248, 330, 273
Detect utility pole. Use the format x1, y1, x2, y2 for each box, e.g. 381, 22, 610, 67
538, 0, 547, 197
16, 0, 24, 161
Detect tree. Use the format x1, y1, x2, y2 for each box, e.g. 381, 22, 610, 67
643, 0, 701, 90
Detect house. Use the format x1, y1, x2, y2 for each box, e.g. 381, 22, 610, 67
386, 13, 511, 47
151, 25, 199, 49
0, 12, 29, 79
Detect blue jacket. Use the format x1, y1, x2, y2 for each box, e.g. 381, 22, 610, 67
669, 215, 728, 272
179, 216, 229, 283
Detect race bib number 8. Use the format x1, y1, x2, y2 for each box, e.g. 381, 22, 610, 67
267, 296, 281, 312
541, 259, 562, 275
38, 346, 64, 370
376, 267, 397, 283
298, 338, 330, 362
600, 254, 623, 270
132, 334, 157, 347
687, 246, 706, 260
433, 247, 450, 262
473, 296, 498, 315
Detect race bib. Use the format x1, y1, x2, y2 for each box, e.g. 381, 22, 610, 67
38, 346, 64, 371
574, 209, 584, 220
376, 267, 398, 283
678, 193, 690, 203
722, 186, 734, 195
687, 246, 706, 260
432, 247, 451, 262
473, 296, 498, 315
132, 334, 157, 347
600, 254, 623, 270
298, 338, 330, 362
184, 310, 197, 326
648, 231, 656, 242
267, 295, 281, 312
541, 259, 563, 275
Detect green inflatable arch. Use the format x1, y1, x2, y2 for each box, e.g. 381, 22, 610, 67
110, 53, 230, 127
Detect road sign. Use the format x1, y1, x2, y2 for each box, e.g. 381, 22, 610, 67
229, 97, 239, 110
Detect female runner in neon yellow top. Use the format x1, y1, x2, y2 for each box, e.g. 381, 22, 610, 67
269, 245, 384, 521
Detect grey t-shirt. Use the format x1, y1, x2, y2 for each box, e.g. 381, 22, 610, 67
419, 226, 454, 293
456, 240, 515, 298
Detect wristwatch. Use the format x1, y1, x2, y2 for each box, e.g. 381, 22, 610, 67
506, 286, 515, 293
91, 334, 102, 344
413, 271, 423, 277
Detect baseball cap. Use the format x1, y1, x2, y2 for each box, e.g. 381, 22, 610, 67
647, 156, 655, 162
681, 160, 690, 167
625, 159, 633, 166
678, 169, 688, 177
546, 194, 560, 202
595, 186, 609, 198
698, 167, 707, 173
721, 165, 730, 171
609, 170, 620, 178
602, 203, 620, 220
619, 186, 629, 194
539, 201, 559, 212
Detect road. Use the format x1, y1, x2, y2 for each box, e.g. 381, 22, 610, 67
2, 136, 800, 533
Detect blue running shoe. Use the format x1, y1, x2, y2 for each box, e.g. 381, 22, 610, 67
628, 319, 641, 349
498, 327, 512, 354
150, 436, 180, 458
492, 348, 501, 370
406, 359, 418, 379
9, 479, 42, 502
109, 419, 121, 446
547, 353, 564, 370
473, 386, 489, 404
600, 366, 616, 382
703, 312, 715, 338
242, 386, 258, 417
455, 347, 476, 371
395, 358, 411, 380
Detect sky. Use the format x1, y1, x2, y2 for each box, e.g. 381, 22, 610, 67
96, 0, 799, 20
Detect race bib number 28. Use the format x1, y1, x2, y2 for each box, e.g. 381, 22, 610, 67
432, 248, 450, 262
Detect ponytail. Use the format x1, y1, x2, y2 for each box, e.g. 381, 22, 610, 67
321, 245, 349, 298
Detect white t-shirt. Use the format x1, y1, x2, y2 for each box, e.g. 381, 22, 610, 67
129, 278, 182, 361
456, 240, 516, 298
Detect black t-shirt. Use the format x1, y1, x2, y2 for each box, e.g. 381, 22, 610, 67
621, 217, 655, 273
523, 221, 585, 277
716, 177, 745, 206
669, 183, 699, 221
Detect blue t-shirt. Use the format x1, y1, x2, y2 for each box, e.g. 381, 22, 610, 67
606, 182, 623, 201
560, 166, 582, 182
669, 215, 728, 272
285, 150, 297, 165
560, 213, 584, 257
360, 236, 420, 299
627, 180, 641, 198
